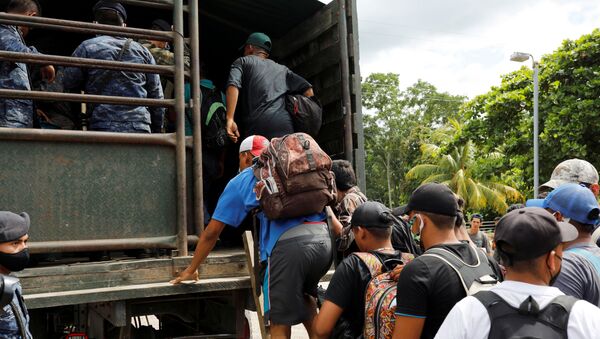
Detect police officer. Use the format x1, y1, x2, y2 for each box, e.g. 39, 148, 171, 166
0, 0, 56, 128
62, 1, 165, 133
0, 211, 32, 339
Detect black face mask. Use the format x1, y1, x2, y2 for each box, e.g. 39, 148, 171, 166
0, 249, 30, 272
548, 253, 562, 286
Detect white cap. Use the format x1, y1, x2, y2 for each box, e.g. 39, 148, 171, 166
239, 135, 269, 157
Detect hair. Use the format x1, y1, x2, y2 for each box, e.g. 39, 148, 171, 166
506, 203, 526, 213
249, 44, 269, 56
7, 0, 40, 15
471, 213, 483, 221
331, 160, 357, 191
94, 8, 124, 26
421, 211, 456, 230
570, 219, 595, 235
365, 226, 393, 240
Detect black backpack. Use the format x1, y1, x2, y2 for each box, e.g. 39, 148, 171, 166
285, 94, 323, 137
473, 291, 578, 339
196, 86, 230, 149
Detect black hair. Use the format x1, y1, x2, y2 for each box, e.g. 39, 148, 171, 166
7, 0, 40, 15
421, 211, 456, 230
365, 226, 393, 240
94, 8, 124, 26
506, 203, 525, 213
570, 219, 595, 235
471, 213, 483, 221
332, 160, 357, 191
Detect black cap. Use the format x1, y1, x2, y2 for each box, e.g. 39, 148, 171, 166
0, 212, 30, 243
403, 183, 458, 217
495, 207, 578, 262
151, 19, 171, 31
93, 1, 127, 22
351, 202, 394, 229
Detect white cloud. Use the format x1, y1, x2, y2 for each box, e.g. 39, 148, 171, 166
357, 0, 600, 97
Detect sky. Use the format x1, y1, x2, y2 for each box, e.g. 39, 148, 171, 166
322, 0, 600, 98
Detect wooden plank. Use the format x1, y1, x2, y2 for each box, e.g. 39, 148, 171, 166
292, 43, 341, 81
273, 1, 339, 60
24, 277, 250, 310
243, 231, 270, 339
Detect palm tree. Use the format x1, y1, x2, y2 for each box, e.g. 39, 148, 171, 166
406, 141, 522, 213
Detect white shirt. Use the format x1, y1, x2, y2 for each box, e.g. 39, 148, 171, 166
435, 280, 600, 339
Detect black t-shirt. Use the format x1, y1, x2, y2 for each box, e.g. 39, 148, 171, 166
395, 242, 500, 339
227, 55, 312, 140
325, 250, 401, 338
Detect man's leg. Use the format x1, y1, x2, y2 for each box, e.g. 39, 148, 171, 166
302, 295, 318, 337
270, 324, 291, 339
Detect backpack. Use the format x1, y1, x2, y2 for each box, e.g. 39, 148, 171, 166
197, 86, 229, 149
354, 252, 413, 339
421, 247, 498, 295
473, 291, 578, 339
285, 94, 323, 138
253, 133, 336, 220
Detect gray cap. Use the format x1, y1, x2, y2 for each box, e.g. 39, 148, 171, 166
0, 212, 30, 243
541, 159, 599, 190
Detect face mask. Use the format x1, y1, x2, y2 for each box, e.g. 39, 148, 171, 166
0, 249, 30, 272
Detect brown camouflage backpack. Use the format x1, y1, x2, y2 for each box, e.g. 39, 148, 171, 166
253, 133, 337, 220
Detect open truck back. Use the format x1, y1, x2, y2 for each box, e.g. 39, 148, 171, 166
0, 0, 364, 337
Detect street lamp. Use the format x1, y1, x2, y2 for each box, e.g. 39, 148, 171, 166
511, 52, 539, 198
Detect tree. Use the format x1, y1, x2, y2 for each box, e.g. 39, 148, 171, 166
406, 141, 523, 213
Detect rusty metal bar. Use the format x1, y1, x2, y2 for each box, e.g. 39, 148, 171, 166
0, 13, 173, 41
0, 89, 175, 107
0, 51, 174, 76
0, 128, 177, 146
173, 0, 188, 256
28, 236, 178, 253
189, 0, 205, 235
338, 0, 354, 165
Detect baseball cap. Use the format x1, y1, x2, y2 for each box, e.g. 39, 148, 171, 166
351, 202, 394, 229
239, 135, 269, 157
93, 1, 127, 22
240, 32, 272, 53
0, 212, 30, 243
526, 183, 600, 225
400, 183, 459, 217
151, 19, 171, 31
541, 159, 599, 190
495, 207, 578, 262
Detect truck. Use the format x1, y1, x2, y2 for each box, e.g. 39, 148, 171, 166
0, 0, 364, 337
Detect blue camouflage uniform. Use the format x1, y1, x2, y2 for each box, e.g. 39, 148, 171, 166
0, 24, 38, 128
0, 282, 32, 339
62, 36, 165, 133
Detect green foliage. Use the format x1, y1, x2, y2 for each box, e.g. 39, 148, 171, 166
461, 29, 600, 197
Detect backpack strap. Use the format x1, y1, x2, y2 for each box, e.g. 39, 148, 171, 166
566, 247, 600, 275
473, 290, 515, 320
538, 295, 578, 334
422, 247, 494, 294
353, 252, 384, 277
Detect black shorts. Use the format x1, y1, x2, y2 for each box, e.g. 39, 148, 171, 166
262, 222, 332, 325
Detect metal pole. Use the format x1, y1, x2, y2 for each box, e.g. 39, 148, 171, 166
0, 89, 174, 107
533, 60, 539, 198
173, 0, 188, 256
338, 0, 354, 165
189, 0, 205, 235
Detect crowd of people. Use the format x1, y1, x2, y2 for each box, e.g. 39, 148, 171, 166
3, 1, 600, 339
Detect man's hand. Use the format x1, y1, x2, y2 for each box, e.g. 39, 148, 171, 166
390, 264, 405, 281
226, 119, 240, 143
40, 65, 56, 83
169, 268, 199, 284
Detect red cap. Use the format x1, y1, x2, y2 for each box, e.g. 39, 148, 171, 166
239, 135, 269, 157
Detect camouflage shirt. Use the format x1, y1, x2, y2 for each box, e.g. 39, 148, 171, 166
0, 281, 32, 339
62, 36, 165, 133
0, 24, 38, 128
335, 186, 368, 251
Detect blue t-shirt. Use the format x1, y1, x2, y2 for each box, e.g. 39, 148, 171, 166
212, 167, 325, 261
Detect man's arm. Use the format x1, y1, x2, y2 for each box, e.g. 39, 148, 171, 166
312, 301, 344, 339
393, 316, 425, 339
170, 218, 226, 284
0, 28, 55, 83
225, 85, 240, 142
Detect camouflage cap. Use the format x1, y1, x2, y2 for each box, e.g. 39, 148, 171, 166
541, 158, 599, 190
